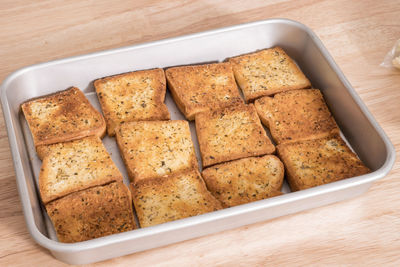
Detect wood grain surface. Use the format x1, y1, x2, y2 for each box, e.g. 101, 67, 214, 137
1, 0, 400, 266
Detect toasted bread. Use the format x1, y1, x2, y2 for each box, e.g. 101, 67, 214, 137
228, 47, 311, 102
202, 155, 284, 207
165, 63, 243, 120
46, 182, 135, 243
38, 136, 123, 204
131, 169, 222, 227
94, 68, 170, 136
21, 87, 106, 148
116, 120, 198, 182
254, 89, 339, 144
277, 134, 370, 191
195, 104, 275, 167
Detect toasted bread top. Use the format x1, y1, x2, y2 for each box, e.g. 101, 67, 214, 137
165, 63, 243, 120
195, 104, 275, 167
254, 89, 339, 144
202, 155, 284, 207
94, 68, 170, 136
46, 182, 135, 243
277, 134, 370, 191
39, 136, 123, 204
21, 87, 106, 147
131, 169, 222, 227
228, 47, 311, 102
116, 120, 198, 182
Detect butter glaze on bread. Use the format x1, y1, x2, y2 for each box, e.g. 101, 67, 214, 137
94, 68, 170, 136
202, 155, 284, 207
165, 63, 243, 120
38, 136, 123, 204
228, 47, 311, 102
131, 169, 222, 227
21, 87, 106, 148
195, 104, 275, 167
254, 89, 339, 144
116, 120, 198, 182
46, 182, 135, 243
277, 134, 370, 191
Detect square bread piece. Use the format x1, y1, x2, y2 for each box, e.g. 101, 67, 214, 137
38, 136, 123, 204
116, 120, 198, 182
94, 68, 170, 136
165, 63, 243, 120
202, 155, 284, 207
195, 104, 275, 167
277, 134, 370, 191
254, 89, 339, 144
131, 169, 222, 228
21, 87, 106, 147
228, 47, 311, 102
46, 182, 136, 243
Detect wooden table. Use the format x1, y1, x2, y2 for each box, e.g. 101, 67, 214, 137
1, 0, 399, 266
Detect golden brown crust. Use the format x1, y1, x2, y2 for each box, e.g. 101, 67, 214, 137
228, 47, 311, 102
277, 134, 370, 191
165, 63, 243, 120
202, 155, 284, 207
254, 89, 339, 144
195, 104, 275, 167
115, 120, 198, 182
130, 169, 222, 227
94, 68, 170, 136
36, 144, 53, 161
39, 136, 123, 204
46, 182, 136, 243
21, 87, 106, 148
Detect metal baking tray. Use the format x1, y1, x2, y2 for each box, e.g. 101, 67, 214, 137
0, 19, 395, 264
